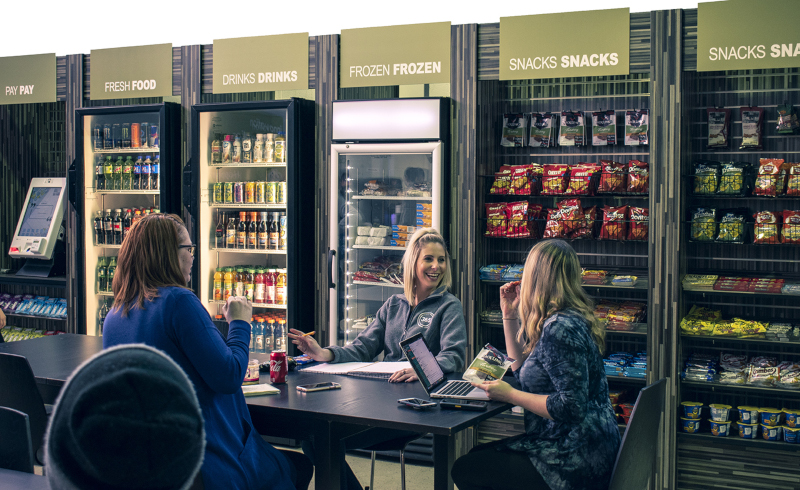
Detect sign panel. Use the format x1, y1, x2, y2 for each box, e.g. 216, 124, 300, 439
698, 0, 800, 71
213, 33, 309, 94
90, 44, 173, 100
0, 54, 56, 105
500, 9, 630, 80
340, 22, 451, 88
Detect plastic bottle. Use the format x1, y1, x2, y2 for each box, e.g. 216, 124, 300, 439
253, 134, 264, 163
226, 215, 237, 249
232, 134, 242, 163
265, 319, 276, 353
133, 155, 142, 190
237, 211, 247, 249
97, 257, 107, 293
133, 208, 142, 225
98, 299, 109, 336
103, 209, 113, 244
215, 211, 226, 249
244, 268, 255, 301
103, 156, 113, 190
113, 209, 123, 245
269, 212, 279, 250
96, 156, 105, 190
255, 319, 265, 354
142, 156, 152, 190
277, 319, 287, 351
234, 267, 245, 297
279, 212, 287, 251
211, 133, 222, 164
223, 267, 234, 301
151, 157, 159, 190
222, 135, 232, 163
264, 134, 275, 163
276, 269, 287, 305
242, 133, 252, 163
123, 156, 133, 190
122, 209, 132, 241
258, 212, 268, 250
107, 256, 117, 292
247, 211, 258, 249
274, 132, 286, 163
213, 268, 223, 301
94, 210, 104, 245
249, 317, 257, 353
265, 267, 276, 305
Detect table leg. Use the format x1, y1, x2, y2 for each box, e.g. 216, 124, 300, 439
309, 419, 341, 490
433, 434, 455, 490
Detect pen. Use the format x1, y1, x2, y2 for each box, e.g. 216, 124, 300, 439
302, 331, 315, 337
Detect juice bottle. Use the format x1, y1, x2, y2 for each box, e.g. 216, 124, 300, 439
211, 133, 222, 164
254, 268, 265, 303
258, 211, 268, 249
222, 135, 232, 163
265, 319, 276, 353
223, 267, 234, 301
107, 256, 117, 292
274, 131, 286, 163
237, 211, 247, 249
232, 134, 242, 163
247, 211, 258, 249
265, 267, 276, 304
244, 268, 255, 301
276, 269, 287, 305
226, 215, 237, 248
234, 267, 245, 297
113, 156, 124, 190
213, 268, 223, 301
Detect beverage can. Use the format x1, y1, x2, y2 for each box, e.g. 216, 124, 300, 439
149, 124, 159, 148
213, 183, 223, 203
234, 182, 245, 204
112, 123, 121, 148
270, 351, 287, 384
245, 182, 256, 204
224, 182, 234, 204
265, 182, 277, 204
140, 123, 150, 148
279, 213, 287, 250
277, 182, 287, 204
131, 123, 140, 148
121, 123, 131, 148
256, 181, 266, 204
103, 124, 113, 149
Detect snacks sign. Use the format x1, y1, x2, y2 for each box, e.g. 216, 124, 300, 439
213, 33, 309, 94
340, 22, 451, 88
698, 0, 800, 71
90, 44, 173, 100
0, 54, 56, 105
500, 9, 629, 80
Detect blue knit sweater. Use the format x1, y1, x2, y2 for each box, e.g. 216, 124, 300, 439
103, 287, 294, 490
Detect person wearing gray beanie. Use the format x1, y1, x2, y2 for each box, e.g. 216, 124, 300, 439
44, 344, 205, 490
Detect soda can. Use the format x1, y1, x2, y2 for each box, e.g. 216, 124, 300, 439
265, 182, 277, 204
131, 123, 140, 148
234, 182, 245, 204
140, 123, 150, 148
224, 182, 234, 204
121, 123, 131, 148
255, 181, 266, 204
277, 182, 287, 204
112, 123, 121, 148
213, 183, 223, 203
149, 124, 159, 148
270, 351, 287, 384
245, 182, 256, 204
279, 213, 287, 250
103, 124, 113, 149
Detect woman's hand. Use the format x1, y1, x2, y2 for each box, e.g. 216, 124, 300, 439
288, 329, 333, 362
222, 296, 252, 323
0, 309, 5, 328
388, 368, 418, 383
471, 379, 516, 404
500, 281, 521, 320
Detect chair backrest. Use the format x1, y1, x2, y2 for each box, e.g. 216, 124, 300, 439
0, 406, 35, 473
608, 379, 666, 490
0, 354, 49, 465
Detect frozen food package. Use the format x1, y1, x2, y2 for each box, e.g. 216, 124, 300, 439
690, 208, 717, 242
501, 113, 526, 147
598, 160, 626, 193
754, 158, 786, 197
776, 103, 800, 134
707, 108, 731, 149
740, 106, 764, 150
753, 210, 781, 244
715, 209, 746, 243
559, 111, 585, 146
529, 113, 556, 147
624, 109, 649, 146
592, 110, 617, 146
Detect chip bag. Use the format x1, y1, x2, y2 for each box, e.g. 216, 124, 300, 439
485, 203, 507, 237
627, 160, 649, 194
599, 205, 628, 240
753, 210, 781, 244
543, 208, 566, 238
690, 208, 717, 242
740, 106, 764, 150
489, 166, 514, 195
707, 108, 731, 149
529, 112, 557, 147
558, 198, 584, 236
786, 163, 800, 196
718, 162, 749, 195
782, 210, 800, 245
624, 109, 649, 146
507, 201, 531, 238
592, 110, 617, 146
693, 161, 720, 194
598, 160, 626, 193
754, 158, 786, 197
559, 111, 586, 146
565, 164, 599, 196
627, 207, 649, 241
776, 103, 800, 134
716, 209, 746, 243
509, 165, 532, 196
501, 114, 526, 147
541, 164, 570, 195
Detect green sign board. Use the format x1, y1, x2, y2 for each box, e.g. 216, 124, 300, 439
697, 0, 800, 71
213, 33, 309, 94
90, 44, 173, 100
0, 54, 56, 105
500, 9, 629, 80
340, 22, 451, 88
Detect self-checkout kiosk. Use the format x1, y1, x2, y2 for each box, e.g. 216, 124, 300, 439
8, 178, 67, 277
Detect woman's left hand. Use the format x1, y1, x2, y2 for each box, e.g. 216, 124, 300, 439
389, 368, 418, 383
471, 379, 516, 403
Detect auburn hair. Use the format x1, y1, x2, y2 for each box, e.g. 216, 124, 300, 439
401, 227, 452, 306
517, 239, 604, 355
111, 213, 189, 317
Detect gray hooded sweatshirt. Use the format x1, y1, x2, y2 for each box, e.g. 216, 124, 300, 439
327, 286, 467, 373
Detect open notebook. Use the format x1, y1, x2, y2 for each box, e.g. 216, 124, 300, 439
300, 361, 412, 380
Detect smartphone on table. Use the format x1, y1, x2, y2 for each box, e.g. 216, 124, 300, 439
296, 381, 342, 392
398, 398, 437, 410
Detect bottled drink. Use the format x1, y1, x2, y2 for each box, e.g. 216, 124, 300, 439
103, 157, 114, 190
254, 268, 265, 303
122, 157, 133, 190
121, 123, 131, 148
274, 132, 286, 163
122, 209, 132, 241
255, 320, 265, 354
133, 209, 142, 225
107, 256, 117, 292
250, 318, 257, 353
213, 268, 223, 301
265, 319, 276, 353
253, 134, 264, 163
226, 215, 236, 248
97, 257, 107, 293
265, 267, 276, 304
133, 156, 142, 190
234, 267, 244, 297
277, 319, 287, 350
93, 123, 103, 149
241, 133, 252, 163
279, 212, 287, 250
149, 124, 159, 148
223, 267, 234, 300
151, 157, 159, 190
244, 268, 255, 301
96, 156, 105, 190
232, 134, 242, 163
215, 212, 226, 249
222, 135, 232, 163
103, 209, 114, 244
113, 157, 123, 190
258, 212, 268, 250
237, 211, 247, 249
142, 156, 152, 190
211, 133, 222, 164
276, 270, 287, 305
113, 209, 123, 245
94, 210, 105, 245
269, 212, 279, 250
247, 211, 258, 249
103, 124, 112, 149
264, 134, 275, 163
98, 299, 109, 336
112, 123, 121, 148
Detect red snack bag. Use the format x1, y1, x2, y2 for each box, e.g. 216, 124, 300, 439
509, 165, 531, 195
541, 164, 570, 195
527, 204, 544, 239
782, 210, 800, 244
543, 208, 566, 238
627, 160, 649, 194
753, 210, 781, 244
599, 205, 629, 240
627, 207, 649, 241
489, 166, 514, 195
754, 158, 786, 197
485, 203, 507, 237
558, 198, 584, 235
598, 160, 626, 193
565, 164, 599, 196
786, 163, 800, 196
570, 206, 597, 239
507, 201, 531, 238
529, 164, 544, 196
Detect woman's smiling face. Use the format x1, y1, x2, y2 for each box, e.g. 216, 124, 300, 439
415, 242, 446, 295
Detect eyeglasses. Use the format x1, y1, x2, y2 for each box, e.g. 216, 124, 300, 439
178, 244, 196, 256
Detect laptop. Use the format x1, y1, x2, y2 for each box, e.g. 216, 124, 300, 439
399, 332, 489, 401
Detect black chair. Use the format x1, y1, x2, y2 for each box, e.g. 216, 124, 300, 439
608, 379, 666, 490
364, 433, 422, 490
0, 406, 35, 473
0, 353, 50, 466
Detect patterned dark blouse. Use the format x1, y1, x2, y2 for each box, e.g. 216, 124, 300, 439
501, 309, 621, 490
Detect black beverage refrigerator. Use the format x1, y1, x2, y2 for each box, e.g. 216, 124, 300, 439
188, 99, 315, 353
72, 103, 181, 336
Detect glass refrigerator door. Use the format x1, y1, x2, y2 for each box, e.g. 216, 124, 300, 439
197, 108, 290, 350
330, 142, 442, 346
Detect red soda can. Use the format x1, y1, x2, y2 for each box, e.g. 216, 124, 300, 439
131, 123, 140, 148
270, 351, 287, 384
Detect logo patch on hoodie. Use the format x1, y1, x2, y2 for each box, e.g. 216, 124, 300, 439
417, 312, 434, 328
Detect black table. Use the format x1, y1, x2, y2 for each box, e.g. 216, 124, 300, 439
1, 335, 512, 490
0, 468, 48, 490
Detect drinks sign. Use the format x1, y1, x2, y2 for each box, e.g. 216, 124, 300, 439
0, 54, 56, 105
340, 22, 451, 88
90, 44, 173, 100
500, 9, 630, 80
213, 33, 309, 93
697, 0, 800, 71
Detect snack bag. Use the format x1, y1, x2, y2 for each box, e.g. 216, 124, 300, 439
782, 210, 800, 245
541, 164, 570, 195
599, 205, 628, 240
707, 108, 731, 148
740, 106, 764, 150
501, 114, 526, 147
753, 210, 781, 244
462, 344, 515, 383
627, 207, 649, 241
716, 209, 746, 243
627, 160, 649, 194
543, 208, 566, 238
527, 204, 544, 239
529, 113, 556, 147
690, 208, 717, 242
489, 166, 514, 195
528, 164, 544, 196
592, 110, 617, 146
507, 201, 531, 238
570, 206, 597, 240
718, 162, 749, 195
776, 103, 800, 134
624, 109, 649, 146
508, 165, 530, 195
598, 160, 626, 193
786, 163, 800, 196
559, 111, 585, 146
565, 164, 599, 196
558, 198, 584, 236
693, 161, 720, 194
485, 203, 507, 237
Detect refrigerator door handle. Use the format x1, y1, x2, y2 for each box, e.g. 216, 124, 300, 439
67, 158, 78, 210
182, 158, 193, 215
328, 249, 336, 289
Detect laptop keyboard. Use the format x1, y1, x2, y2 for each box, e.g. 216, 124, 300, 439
437, 381, 474, 397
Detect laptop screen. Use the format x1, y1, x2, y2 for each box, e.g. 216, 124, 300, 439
401, 334, 446, 392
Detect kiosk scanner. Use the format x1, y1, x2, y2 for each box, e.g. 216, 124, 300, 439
8, 178, 67, 277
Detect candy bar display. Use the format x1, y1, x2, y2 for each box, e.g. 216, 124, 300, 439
594, 300, 647, 331
0, 293, 68, 319
604, 352, 647, 378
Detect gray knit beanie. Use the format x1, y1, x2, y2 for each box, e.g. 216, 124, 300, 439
45, 344, 205, 490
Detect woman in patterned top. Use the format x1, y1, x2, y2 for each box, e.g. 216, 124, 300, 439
452, 239, 620, 490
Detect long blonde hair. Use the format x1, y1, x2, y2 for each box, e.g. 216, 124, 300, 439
517, 240, 604, 355
401, 228, 452, 306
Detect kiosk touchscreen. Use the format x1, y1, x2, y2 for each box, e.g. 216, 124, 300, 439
8, 178, 67, 277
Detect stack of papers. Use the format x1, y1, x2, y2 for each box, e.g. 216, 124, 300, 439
242, 383, 281, 396
301, 361, 412, 380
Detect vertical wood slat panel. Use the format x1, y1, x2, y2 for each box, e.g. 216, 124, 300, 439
65, 54, 84, 334
180, 46, 201, 249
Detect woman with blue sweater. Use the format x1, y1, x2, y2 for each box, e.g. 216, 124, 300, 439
103, 214, 312, 490
452, 239, 621, 490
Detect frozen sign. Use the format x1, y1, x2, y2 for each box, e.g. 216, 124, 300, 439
212, 33, 308, 94
0, 54, 56, 105
90, 44, 173, 100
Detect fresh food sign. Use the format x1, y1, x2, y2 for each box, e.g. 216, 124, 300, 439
90, 44, 173, 100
